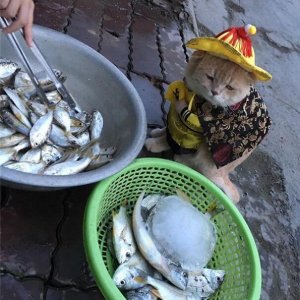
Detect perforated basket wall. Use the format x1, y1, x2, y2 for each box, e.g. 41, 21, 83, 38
83, 158, 261, 300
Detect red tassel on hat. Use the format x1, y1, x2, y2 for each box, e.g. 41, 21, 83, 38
216, 25, 256, 58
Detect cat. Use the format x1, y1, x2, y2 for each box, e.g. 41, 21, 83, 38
145, 50, 271, 203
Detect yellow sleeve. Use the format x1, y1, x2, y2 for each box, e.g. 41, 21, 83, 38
186, 112, 201, 128
164, 81, 188, 102
180, 107, 201, 129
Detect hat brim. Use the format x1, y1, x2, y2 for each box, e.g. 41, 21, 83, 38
186, 37, 272, 81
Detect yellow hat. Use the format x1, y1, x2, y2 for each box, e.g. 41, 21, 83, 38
186, 24, 272, 81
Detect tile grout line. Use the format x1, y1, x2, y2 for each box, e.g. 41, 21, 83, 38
62, 0, 78, 34
42, 190, 70, 299
96, 6, 105, 53
126, 0, 137, 80
155, 25, 168, 126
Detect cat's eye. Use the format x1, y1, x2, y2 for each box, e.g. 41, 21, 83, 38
206, 74, 214, 81
226, 85, 234, 90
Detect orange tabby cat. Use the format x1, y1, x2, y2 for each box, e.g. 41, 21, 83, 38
145, 50, 270, 203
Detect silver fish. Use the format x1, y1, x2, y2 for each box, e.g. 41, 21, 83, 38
0, 109, 30, 136
5, 161, 45, 174
0, 139, 29, 166
41, 144, 62, 165
125, 285, 158, 300
0, 94, 9, 109
29, 111, 39, 125
135, 275, 202, 300
30, 111, 53, 148
9, 101, 32, 128
132, 192, 188, 290
85, 154, 112, 171
43, 156, 92, 175
19, 147, 42, 163
49, 124, 73, 148
14, 71, 36, 97
46, 90, 62, 105
4, 87, 28, 117
113, 205, 137, 264
68, 130, 90, 147
53, 106, 71, 132
0, 133, 26, 148
0, 122, 16, 138
0, 59, 18, 81
187, 269, 225, 297
26, 101, 48, 117
113, 253, 155, 290
90, 110, 103, 140
201, 268, 225, 291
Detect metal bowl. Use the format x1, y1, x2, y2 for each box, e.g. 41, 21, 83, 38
0, 26, 147, 190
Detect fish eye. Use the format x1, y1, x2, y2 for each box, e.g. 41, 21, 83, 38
125, 252, 131, 258
217, 276, 221, 281
206, 74, 214, 81
120, 280, 126, 286
226, 85, 234, 90
182, 271, 188, 278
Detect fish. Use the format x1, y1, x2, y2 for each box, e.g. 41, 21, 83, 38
43, 156, 92, 175
125, 285, 158, 300
0, 133, 26, 148
29, 111, 53, 148
48, 124, 72, 148
0, 94, 9, 109
0, 57, 115, 175
0, 139, 29, 166
4, 87, 29, 117
113, 253, 155, 290
0, 122, 16, 138
134, 275, 203, 300
0, 109, 30, 136
187, 269, 225, 297
201, 268, 225, 291
0, 59, 18, 82
85, 154, 112, 171
90, 110, 103, 140
132, 191, 188, 290
19, 147, 42, 163
5, 161, 46, 174
53, 106, 71, 132
41, 144, 62, 165
9, 101, 32, 128
112, 204, 137, 264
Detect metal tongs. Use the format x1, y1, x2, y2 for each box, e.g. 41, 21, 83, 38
0, 17, 77, 110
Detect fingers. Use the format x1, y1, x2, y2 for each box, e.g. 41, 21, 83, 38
1, 0, 35, 47
0, 0, 10, 10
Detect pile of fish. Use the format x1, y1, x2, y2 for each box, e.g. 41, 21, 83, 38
0, 58, 116, 175
111, 191, 225, 300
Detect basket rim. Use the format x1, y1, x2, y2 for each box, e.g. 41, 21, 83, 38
83, 157, 262, 300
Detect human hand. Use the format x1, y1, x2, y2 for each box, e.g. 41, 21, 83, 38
0, 0, 35, 47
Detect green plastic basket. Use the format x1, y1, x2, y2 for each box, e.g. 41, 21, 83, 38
83, 158, 261, 300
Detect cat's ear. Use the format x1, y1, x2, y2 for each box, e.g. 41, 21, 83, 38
248, 72, 257, 83
191, 50, 206, 60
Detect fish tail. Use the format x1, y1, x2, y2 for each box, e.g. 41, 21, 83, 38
150, 288, 161, 298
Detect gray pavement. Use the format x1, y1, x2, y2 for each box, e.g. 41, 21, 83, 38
0, 0, 299, 299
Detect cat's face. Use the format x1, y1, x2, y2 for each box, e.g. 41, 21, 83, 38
185, 51, 255, 107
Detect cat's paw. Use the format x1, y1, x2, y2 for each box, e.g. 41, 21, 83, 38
145, 137, 161, 153
145, 136, 170, 153
150, 127, 166, 138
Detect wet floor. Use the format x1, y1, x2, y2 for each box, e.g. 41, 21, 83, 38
1, 0, 299, 299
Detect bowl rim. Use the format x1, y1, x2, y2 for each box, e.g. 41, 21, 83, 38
0, 25, 147, 189
83, 157, 262, 300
